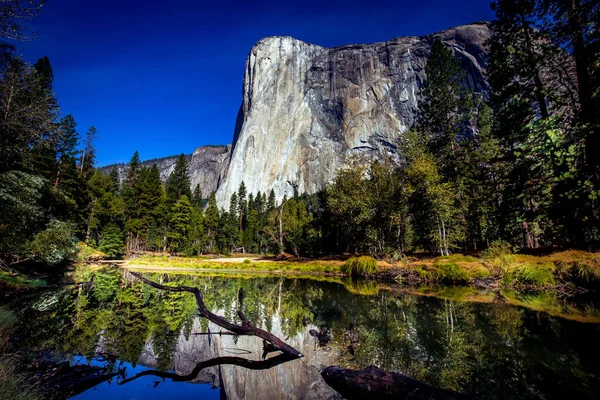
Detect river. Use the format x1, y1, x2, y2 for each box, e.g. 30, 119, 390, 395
5, 268, 600, 399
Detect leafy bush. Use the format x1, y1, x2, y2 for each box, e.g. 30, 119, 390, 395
342, 256, 378, 277
28, 220, 77, 265
481, 240, 514, 259
243, 259, 252, 264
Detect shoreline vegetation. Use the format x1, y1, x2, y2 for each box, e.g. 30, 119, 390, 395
120, 249, 600, 291
4, 244, 599, 325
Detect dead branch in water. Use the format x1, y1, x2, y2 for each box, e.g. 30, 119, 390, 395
126, 270, 303, 358
119, 353, 297, 385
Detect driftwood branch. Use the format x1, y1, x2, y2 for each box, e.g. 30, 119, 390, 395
119, 353, 297, 385
127, 270, 302, 358
321, 366, 478, 400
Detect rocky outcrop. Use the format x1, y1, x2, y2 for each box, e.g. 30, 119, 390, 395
215, 21, 490, 207
102, 144, 230, 197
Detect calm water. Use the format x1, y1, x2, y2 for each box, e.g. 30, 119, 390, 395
6, 269, 600, 399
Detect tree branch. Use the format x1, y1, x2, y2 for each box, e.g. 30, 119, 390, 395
126, 270, 302, 358
119, 353, 298, 385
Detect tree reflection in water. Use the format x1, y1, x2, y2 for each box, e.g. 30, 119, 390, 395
7, 267, 600, 400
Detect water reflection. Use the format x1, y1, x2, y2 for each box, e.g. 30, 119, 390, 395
8, 269, 600, 399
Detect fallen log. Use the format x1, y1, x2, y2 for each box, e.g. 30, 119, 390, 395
127, 270, 302, 358
321, 366, 478, 400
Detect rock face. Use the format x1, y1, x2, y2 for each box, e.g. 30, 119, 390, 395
102, 22, 490, 209
214, 22, 490, 207
102, 144, 230, 197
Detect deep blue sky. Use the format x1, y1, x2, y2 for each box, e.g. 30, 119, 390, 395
17, 0, 495, 166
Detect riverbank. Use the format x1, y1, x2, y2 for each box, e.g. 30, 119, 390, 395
122, 250, 600, 292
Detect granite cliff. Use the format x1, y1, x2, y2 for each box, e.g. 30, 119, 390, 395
103, 22, 490, 208
215, 21, 490, 207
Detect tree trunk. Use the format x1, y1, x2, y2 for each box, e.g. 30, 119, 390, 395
522, 221, 533, 249
278, 205, 284, 255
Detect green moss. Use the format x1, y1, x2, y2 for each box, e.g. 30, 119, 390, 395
341, 256, 378, 277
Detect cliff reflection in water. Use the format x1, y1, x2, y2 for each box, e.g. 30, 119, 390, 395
9, 269, 600, 400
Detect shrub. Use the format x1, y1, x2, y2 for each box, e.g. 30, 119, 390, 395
28, 219, 78, 266
243, 259, 252, 264
342, 256, 378, 277
481, 240, 515, 259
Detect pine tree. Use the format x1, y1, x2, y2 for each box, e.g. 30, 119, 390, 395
192, 184, 203, 208
109, 166, 120, 193
166, 154, 192, 203
418, 39, 468, 177
138, 164, 163, 248
237, 181, 247, 233
168, 195, 192, 252
54, 114, 79, 187
33, 56, 53, 90
79, 126, 97, 179
99, 223, 125, 258
228, 192, 239, 250
267, 189, 276, 212
122, 151, 143, 251
204, 191, 219, 252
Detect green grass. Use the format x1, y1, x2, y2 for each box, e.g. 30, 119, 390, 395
0, 356, 40, 400
504, 262, 556, 287
341, 256, 378, 277
434, 254, 479, 263
128, 255, 344, 275
431, 256, 491, 284
433, 263, 471, 284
